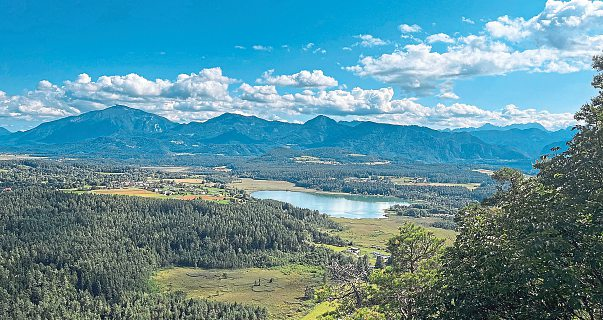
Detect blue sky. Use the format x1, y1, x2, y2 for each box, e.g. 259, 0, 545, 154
0, 0, 602, 131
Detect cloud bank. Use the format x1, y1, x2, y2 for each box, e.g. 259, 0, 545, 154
0, 68, 574, 131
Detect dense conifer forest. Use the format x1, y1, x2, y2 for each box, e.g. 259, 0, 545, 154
0, 188, 346, 319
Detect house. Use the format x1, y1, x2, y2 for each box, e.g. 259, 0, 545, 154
347, 247, 360, 255
372, 251, 390, 260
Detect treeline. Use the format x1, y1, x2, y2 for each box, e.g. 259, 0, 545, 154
235, 162, 495, 210
234, 161, 491, 184
0, 188, 346, 319
0, 159, 150, 189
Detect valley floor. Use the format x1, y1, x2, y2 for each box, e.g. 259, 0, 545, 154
152, 265, 325, 320
152, 214, 457, 319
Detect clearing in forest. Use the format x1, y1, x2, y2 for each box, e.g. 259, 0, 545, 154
153, 265, 324, 319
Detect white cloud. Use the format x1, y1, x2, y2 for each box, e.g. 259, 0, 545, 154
235, 85, 573, 130
348, 0, 603, 96
485, 0, 603, 49
303, 43, 315, 51
238, 83, 281, 103
461, 17, 475, 24
259, 70, 338, 88
438, 92, 460, 100
399, 23, 422, 33
485, 16, 531, 42
355, 103, 574, 130
354, 34, 388, 47
234, 45, 246, 49
252, 45, 273, 52
0, 69, 575, 131
426, 33, 455, 43
65, 68, 234, 102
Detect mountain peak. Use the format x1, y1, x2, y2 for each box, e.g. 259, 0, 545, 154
304, 115, 337, 126
14, 104, 177, 143
206, 112, 261, 123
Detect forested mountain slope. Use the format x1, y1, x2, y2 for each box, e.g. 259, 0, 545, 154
0, 105, 572, 165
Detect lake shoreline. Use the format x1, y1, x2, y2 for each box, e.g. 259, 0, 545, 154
251, 189, 408, 219
230, 177, 405, 199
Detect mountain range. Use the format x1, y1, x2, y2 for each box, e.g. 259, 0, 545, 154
0, 105, 574, 164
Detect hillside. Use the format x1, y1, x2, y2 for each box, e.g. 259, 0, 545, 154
0, 105, 573, 164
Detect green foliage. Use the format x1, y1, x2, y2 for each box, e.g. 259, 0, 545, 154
0, 187, 346, 319
326, 224, 444, 319
434, 54, 603, 319
386, 223, 445, 274
325, 54, 603, 319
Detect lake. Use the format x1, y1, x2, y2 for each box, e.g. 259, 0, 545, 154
251, 190, 408, 219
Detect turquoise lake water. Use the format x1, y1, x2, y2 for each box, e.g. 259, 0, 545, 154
251, 190, 408, 219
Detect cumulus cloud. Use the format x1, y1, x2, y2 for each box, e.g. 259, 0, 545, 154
65, 68, 234, 102
461, 17, 475, 24
258, 70, 338, 88
0, 68, 574, 131
438, 92, 460, 100
351, 103, 574, 130
234, 84, 573, 130
354, 34, 388, 47
399, 23, 422, 33
238, 83, 281, 103
486, 0, 603, 49
348, 0, 603, 96
426, 33, 455, 43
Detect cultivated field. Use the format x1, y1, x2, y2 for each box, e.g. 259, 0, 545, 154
153, 265, 325, 319
91, 188, 166, 198
86, 188, 231, 203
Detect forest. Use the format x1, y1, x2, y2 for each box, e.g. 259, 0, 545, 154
0, 188, 347, 319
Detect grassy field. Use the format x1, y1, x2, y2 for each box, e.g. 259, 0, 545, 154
0, 154, 46, 160
323, 215, 457, 259
229, 178, 348, 196
91, 188, 166, 198
472, 168, 495, 176
151, 215, 455, 319
169, 178, 205, 184
300, 301, 337, 320
84, 188, 230, 203
153, 265, 324, 319
390, 177, 481, 191
141, 166, 193, 173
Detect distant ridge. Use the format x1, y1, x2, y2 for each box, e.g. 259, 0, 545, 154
453, 122, 549, 132
0, 105, 575, 164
